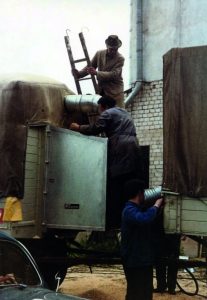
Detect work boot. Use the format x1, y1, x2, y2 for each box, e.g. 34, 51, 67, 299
168, 289, 176, 295
153, 288, 167, 293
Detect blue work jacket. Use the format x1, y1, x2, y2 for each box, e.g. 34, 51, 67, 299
121, 201, 158, 268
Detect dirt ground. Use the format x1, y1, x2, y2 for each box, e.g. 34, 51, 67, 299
60, 265, 207, 300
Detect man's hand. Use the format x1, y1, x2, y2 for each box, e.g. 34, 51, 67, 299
87, 67, 97, 75
72, 69, 80, 79
154, 198, 163, 208
70, 123, 80, 131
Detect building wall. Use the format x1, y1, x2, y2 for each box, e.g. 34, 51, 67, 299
127, 80, 163, 187
130, 0, 207, 83
129, 0, 207, 187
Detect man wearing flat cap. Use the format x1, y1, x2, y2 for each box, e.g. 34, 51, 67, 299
73, 35, 125, 107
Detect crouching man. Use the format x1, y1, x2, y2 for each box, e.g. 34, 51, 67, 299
121, 179, 163, 300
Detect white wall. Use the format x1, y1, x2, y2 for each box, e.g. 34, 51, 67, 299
130, 0, 207, 83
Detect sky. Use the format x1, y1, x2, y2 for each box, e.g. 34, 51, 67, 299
0, 0, 130, 94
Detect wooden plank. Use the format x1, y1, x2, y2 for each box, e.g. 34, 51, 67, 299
22, 207, 35, 217
24, 169, 37, 179
7, 127, 45, 238
169, 209, 177, 220
181, 198, 207, 210
25, 161, 38, 172
181, 210, 207, 222
26, 144, 39, 155
24, 179, 38, 188
22, 196, 36, 203
181, 220, 207, 235
27, 129, 39, 138
26, 153, 38, 163
164, 195, 207, 235
26, 136, 39, 146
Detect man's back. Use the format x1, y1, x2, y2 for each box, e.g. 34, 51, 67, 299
100, 107, 139, 177
101, 107, 136, 137
91, 51, 124, 107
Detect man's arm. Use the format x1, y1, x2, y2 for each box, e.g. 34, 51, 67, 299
77, 52, 98, 78
70, 110, 111, 135
96, 56, 124, 81
124, 199, 163, 224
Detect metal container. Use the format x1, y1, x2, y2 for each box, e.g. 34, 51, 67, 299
8, 125, 108, 238
144, 186, 162, 201
64, 94, 101, 114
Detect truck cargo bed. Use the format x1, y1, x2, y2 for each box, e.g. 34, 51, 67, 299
1, 125, 107, 238
164, 194, 207, 236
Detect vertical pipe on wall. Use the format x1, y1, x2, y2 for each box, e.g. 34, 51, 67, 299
125, 0, 143, 108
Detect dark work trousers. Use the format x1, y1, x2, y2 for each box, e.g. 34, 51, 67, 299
106, 172, 139, 230
123, 266, 153, 300
155, 234, 181, 292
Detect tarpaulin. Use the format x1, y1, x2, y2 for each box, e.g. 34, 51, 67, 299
163, 46, 207, 197
0, 74, 74, 198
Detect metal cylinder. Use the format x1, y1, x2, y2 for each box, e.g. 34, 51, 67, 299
64, 94, 101, 114
144, 186, 162, 201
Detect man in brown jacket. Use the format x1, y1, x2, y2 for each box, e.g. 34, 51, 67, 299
73, 35, 125, 107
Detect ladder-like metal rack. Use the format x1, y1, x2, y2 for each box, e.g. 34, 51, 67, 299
64, 30, 98, 94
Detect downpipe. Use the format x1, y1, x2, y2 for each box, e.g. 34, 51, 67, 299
125, 81, 142, 108
125, 0, 143, 108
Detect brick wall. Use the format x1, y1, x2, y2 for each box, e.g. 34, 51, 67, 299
127, 80, 163, 187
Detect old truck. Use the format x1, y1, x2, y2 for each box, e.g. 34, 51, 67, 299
0, 44, 207, 290
0, 74, 108, 289
162, 45, 207, 239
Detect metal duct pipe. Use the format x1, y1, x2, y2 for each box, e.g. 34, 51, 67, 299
64, 94, 101, 114
144, 187, 180, 202
125, 0, 143, 108
144, 186, 162, 202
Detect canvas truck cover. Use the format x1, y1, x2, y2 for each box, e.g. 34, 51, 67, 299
0, 74, 73, 198
163, 46, 207, 197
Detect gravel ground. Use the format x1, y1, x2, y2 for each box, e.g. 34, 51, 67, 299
60, 265, 207, 300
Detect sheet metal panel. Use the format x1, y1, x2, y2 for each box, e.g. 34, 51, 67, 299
44, 126, 107, 231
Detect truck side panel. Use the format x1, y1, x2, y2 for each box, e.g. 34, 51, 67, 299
164, 195, 207, 236
11, 127, 45, 238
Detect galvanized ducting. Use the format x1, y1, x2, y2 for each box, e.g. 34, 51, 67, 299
144, 186, 162, 201
64, 94, 101, 114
